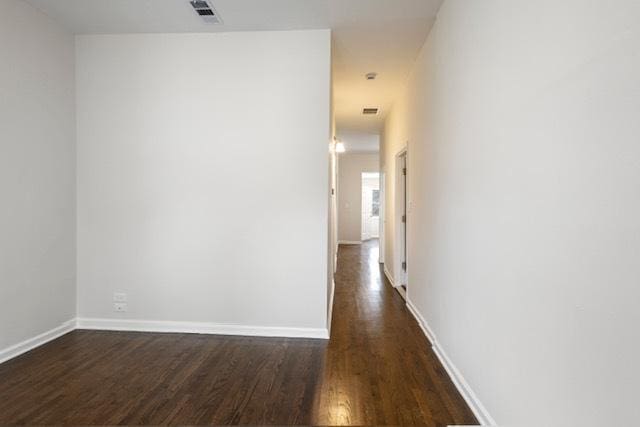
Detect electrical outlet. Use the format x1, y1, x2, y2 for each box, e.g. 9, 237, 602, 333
113, 302, 127, 312
113, 293, 127, 302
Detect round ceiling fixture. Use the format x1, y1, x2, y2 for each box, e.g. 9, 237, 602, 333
365, 72, 378, 81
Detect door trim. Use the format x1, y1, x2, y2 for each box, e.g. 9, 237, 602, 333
394, 146, 408, 291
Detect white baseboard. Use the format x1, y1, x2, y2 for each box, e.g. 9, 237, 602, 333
396, 285, 407, 300
76, 318, 329, 340
406, 300, 496, 426
383, 265, 396, 287
406, 300, 435, 344
0, 316, 329, 365
0, 319, 76, 365
338, 240, 362, 245
0, 306, 493, 425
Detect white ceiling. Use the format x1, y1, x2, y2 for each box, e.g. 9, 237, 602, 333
25, 0, 443, 134
337, 131, 380, 153
24, 0, 330, 33
329, 0, 442, 134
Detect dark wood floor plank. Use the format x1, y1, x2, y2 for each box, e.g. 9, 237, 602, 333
0, 240, 478, 425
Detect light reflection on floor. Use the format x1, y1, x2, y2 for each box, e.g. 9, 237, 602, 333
364, 238, 382, 290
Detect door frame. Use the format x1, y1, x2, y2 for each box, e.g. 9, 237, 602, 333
379, 170, 385, 264
394, 146, 408, 291
360, 172, 380, 241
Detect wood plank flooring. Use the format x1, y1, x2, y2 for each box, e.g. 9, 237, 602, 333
0, 240, 478, 425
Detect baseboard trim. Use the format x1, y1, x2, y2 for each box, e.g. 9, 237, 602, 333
406, 300, 496, 426
406, 300, 435, 344
76, 318, 329, 340
396, 285, 407, 301
338, 240, 362, 245
383, 265, 396, 287
0, 319, 76, 365
0, 316, 330, 365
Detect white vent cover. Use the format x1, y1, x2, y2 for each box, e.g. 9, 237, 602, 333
189, 0, 222, 24
363, 108, 379, 115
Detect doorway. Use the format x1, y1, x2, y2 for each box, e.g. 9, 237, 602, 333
361, 172, 380, 241
378, 171, 385, 264
395, 150, 408, 293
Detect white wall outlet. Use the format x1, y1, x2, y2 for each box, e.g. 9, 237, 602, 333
113, 302, 127, 312
113, 292, 127, 302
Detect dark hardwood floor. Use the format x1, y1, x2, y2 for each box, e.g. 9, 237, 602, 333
0, 240, 478, 426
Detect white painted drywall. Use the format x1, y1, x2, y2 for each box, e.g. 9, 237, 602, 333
382, 0, 640, 425
0, 0, 76, 351
336, 131, 380, 152
337, 153, 379, 242
76, 30, 331, 331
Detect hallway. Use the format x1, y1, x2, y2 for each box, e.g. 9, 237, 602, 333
318, 240, 477, 425
0, 240, 476, 426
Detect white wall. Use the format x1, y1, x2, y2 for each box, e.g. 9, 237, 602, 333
0, 0, 76, 352
337, 131, 380, 153
337, 153, 379, 242
382, 0, 640, 425
76, 30, 331, 334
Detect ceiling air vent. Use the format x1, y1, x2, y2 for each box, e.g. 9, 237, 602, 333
190, 0, 222, 24
363, 108, 379, 115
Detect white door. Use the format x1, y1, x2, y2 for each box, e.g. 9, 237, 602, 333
361, 173, 380, 241
398, 153, 408, 287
